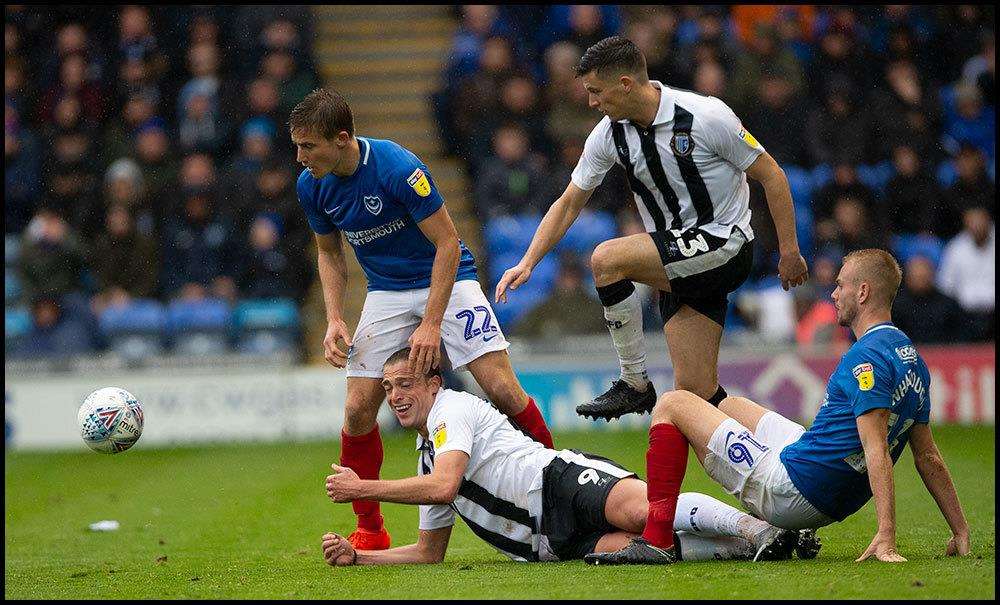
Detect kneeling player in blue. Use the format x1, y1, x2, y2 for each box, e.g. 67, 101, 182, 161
589, 249, 972, 565
320, 348, 819, 566
290, 89, 553, 552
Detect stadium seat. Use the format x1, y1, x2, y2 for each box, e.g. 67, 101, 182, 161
4, 306, 32, 356
165, 298, 232, 355
891, 234, 944, 267
98, 299, 167, 360
856, 162, 894, 196
5, 273, 23, 306
484, 214, 540, 258
555, 210, 618, 255
232, 298, 300, 355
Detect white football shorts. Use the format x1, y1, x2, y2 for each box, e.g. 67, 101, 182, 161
346, 279, 510, 378
703, 412, 835, 530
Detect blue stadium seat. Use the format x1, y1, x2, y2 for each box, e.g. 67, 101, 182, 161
5, 273, 23, 306
98, 299, 166, 359
232, 298, 300, 355
4, 306, 32, 356
891, 234, 944, 267
555, 210, 618, 255
782, 165, 813, 214
856, 162, 894, 196
5, 235, 21, 268
484, 215, 540, 258
166, 298, 232, 355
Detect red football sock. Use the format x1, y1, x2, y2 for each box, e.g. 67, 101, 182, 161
340, 425, 384, 532
642, 423, 689, 549
512, 398, 554, 449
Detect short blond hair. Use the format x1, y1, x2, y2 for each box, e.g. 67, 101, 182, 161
843, 249, 903, 307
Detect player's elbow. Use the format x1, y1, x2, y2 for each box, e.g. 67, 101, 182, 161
433, 479, 461, 505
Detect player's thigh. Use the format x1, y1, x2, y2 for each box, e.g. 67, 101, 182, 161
437, 280, 511, 372
464, 350, 528, 414
604, 477, 648, 534
591, 233, 671, 290
652, 389, 730, 465
348, 290, 421, 378
663, 305, 723, 397
343, 376, 387, 434
718, 396, 773, 435
592, 531, 639, 554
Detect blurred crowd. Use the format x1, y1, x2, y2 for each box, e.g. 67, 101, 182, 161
6, 6, 319, 358
433, 5, 995, 346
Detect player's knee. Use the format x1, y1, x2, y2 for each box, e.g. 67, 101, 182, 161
651, 390, 697, 424
672, 378, 717, 402
484, 380, 526, 415
590, 241, 621, 282
343, 396, 381, 435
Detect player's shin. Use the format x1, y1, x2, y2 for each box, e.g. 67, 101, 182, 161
511, 397, 554, 449
674, 492, 767, 541
642, 423, 689, 549
595, 280, 650, 390
339, 425, 384, 531
674, 532, 755, 561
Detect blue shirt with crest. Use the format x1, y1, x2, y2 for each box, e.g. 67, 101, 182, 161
780, 323, 931, 521
296, 137, 478, 291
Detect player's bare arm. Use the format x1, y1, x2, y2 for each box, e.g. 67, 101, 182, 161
315, 230, 353, 367
855, 408, 906, 563
411, 206, 462, 374
495, 182, 594, 303
908, 423, 971, 556
322, 527, 452, 566
326, 450, 469, 505
745, 152, 808, 291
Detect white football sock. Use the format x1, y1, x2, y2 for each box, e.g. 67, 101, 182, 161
674, 492, 772, 542
603, 291, 649, 390
675, 532, 754, 561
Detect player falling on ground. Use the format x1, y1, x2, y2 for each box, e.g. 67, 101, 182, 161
290, 89, 553, 551
320, 347, 820, 566
496, 36, 809, 420
587, 249, 972, 565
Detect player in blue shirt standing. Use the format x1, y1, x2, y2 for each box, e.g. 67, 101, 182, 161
587, 249, 972, 565
289, 89, 554, 551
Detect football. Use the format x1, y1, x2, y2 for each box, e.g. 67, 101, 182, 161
78, 387, 145, 454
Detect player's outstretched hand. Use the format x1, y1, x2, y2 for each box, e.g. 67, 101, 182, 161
408, 321, 441, 376
778, 251, 809, 291
324, 320, 353, 368
856, 533, 907, 563
326, 464, 362, 503
495, 263, 532, 304
322, 532, 357, 566
946, 532, 971, 556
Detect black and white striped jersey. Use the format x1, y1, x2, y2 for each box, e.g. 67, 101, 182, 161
416, 389, 559, 562
571, 81, 763, 241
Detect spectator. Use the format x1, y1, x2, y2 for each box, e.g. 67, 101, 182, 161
133, 118, 177, 203
473, 124, 547, 220
815, 195, 884, 258
960, 32, 994, 106
240, 77, 282, 130
36, 53, 105, 127
805, 77, 873, 166
222, 117, 276, 203
230, 159, 310, 253
870, 60, 941, 163
794, 283, 847, 348
160, 188, 237, 301
18, 209, 89, 301
13, 294, 94, 359
943, 82, 995, 160
259, 48, 317, 118
813, 163, 877, 222
806, 23, 871, 103
625, 20, 684, 88
882, 145, 942, 236
104, 158, 155, 237
514, 256, 607, 338
730, 24, 805, 113
176, 42, 229, 155
937, 206, 995, 341
892, 255, 968, 344
938, 146, 995, 240
90, 203, 159, 312
235, 214, 305, 300
5, 104, 42, 234
452, 36, 520, 168
101, 93, 158, 166
690, 60, 728, 101
741, 71, 810, 167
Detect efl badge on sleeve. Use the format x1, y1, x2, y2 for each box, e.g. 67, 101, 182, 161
852, 363, 875, 391
432, 422, 447, 449
670, 132, 693, 157
407, 168, 432, 197
739, 128, 761, 149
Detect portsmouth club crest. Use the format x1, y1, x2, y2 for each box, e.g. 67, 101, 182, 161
671, 131, 693, 157
364, 195, 383, 215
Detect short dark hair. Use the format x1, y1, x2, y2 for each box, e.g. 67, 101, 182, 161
383, 347, 442, 380
288, 88, 354, 139
574, 36, 647, 79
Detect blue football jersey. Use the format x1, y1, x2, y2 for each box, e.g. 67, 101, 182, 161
780, 323, 931, 521
296, 137, 478, 291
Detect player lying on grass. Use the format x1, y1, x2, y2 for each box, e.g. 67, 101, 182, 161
588, 249, 971, 565
320, 347, 819, 566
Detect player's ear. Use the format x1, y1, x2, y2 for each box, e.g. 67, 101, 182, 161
620, 74, 633, 93
857, 281, 870, 305
335, 130, 351, 147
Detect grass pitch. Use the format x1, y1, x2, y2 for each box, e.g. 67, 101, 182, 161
5, 426, 995, 599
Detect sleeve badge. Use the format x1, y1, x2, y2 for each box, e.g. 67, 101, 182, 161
852, 363, 875, 391
432, 421, 447, 449
738, 128, 761, 149
407, 168, 432, 198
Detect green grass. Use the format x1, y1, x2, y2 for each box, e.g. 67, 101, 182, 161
5, 426, 995, 599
